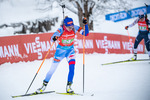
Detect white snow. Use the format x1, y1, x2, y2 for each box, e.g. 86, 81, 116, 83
0, 54, 150, 100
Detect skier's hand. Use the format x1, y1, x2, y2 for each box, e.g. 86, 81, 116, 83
125, 26, 128, 30
83, 17, 87, 24
52, 36, 58, 41
145, 14, 147, 19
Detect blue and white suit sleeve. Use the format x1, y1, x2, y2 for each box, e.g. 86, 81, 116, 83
128, 18, 139, 28
74, 24, 89, 36
51, 27, 63, 42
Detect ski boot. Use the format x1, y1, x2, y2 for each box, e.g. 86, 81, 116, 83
131, 53, 137, 60
35, 81, 48, 94
66, 82, 74, 93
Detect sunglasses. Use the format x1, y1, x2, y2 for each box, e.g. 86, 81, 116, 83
66, 26, 74, 29
139, 15, 144, 19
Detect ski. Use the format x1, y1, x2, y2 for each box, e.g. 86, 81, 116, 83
55, 92, 83, 96
12, 91, 94, 98
55, 92, 94, 96
12, 91, 55, 98
102, 59, 150, 65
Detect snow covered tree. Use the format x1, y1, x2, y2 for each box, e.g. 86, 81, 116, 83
36, 0, 131, 30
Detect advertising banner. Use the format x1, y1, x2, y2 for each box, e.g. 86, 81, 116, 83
77, 33, 144, 54
105, 5, 150, 22
0, 32, 145, 65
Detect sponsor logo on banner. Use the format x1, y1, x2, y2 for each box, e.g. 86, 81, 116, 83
105, 5, 150, 22
95, 36, 121, 54
122, 39, 133, 53
24, 37, 57, 59
0, 44, 21, 58
77, 39, 93, 49
122, 39, 143, 53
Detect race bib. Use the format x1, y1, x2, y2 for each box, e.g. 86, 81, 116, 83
139, 26, 147, 31
62, 39, 74, 44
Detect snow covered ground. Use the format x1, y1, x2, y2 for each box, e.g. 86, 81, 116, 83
0, 54, 150, 100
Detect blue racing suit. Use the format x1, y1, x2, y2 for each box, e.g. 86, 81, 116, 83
44, 24, 89, 83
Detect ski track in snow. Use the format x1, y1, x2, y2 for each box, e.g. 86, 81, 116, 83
0, 54, 150, 100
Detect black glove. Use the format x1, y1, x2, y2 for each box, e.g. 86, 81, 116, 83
52, 36, 58, 41
83, 17, 87, 24
145, 14, 147, 19
125, 26, 128, 30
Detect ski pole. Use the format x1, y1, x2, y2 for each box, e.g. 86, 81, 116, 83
144, 3, 148, 19
60, 4, 65, 20
127, 30, 133, 48
82, 25, 86, 93
144, 3, 148, 14
83, 35, 85, 93
25, 42, 55, 94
